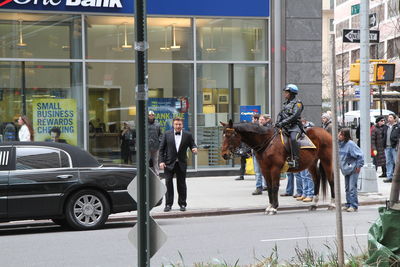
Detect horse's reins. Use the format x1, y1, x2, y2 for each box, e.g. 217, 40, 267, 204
252, 128, 279, 153
226, 127, 278, 154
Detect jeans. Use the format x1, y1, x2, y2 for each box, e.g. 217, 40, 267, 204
253, 155, 265, 189
344, 172, 359, 209
385, 147, 397, 180
285, 172, 301, 195
293, 172, 303, 196
298, 170, 314, 197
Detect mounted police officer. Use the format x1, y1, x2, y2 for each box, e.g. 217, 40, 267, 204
275, 84, 304, 168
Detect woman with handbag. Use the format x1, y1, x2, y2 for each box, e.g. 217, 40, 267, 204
338, 128, 365, 212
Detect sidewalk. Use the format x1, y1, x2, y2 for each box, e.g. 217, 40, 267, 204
109, 172, 392, 221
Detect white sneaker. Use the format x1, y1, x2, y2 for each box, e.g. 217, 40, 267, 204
342, 206, 349, 211
347, 207, 357, 212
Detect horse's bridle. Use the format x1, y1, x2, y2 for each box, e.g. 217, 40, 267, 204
224, 128, 239, 156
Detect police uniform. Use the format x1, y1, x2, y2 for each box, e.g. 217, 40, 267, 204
276, 85, 304, 168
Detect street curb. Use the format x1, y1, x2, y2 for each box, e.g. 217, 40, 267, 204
108, 199, 386, 223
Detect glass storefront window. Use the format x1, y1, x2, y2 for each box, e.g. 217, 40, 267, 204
86, 16, 134, 60
148, 63, 194, 168
196, 19, 268, 61
0, 13, 82, 59
148, 18, 193, 60
87, 63, 135, 163
0, 61, 84, 146
196, 63, 268, 168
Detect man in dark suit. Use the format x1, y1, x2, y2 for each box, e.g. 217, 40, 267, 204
159, 117, 197, 212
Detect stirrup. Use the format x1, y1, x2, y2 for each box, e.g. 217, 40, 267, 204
287, 159, 298, 168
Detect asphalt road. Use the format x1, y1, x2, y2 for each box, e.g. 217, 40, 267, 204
0, 205, 382, 266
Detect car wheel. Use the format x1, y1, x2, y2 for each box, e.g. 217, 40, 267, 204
65, 190, 110, 230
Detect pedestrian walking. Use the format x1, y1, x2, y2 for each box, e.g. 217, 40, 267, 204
371, 116, 386, 177
382, 114, 400, 183
159, 117, 197, 212
148, 110, 162, 176
338, 128, 364, 212
18, 115, 34, 141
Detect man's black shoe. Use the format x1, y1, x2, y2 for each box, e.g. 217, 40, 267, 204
235, 176, 244, 181
179, 205, 186, 212
379, 174, 387, 178
164, 205, 171, 212
383, 178, 392, 183
262, 186, 268, 191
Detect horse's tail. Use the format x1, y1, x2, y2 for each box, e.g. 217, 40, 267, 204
318, 161, 327, 200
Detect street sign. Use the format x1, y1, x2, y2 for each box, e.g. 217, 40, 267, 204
342, 29, 379, 43
351, 4, 360, 15
369, 13, 377, 28
127, 169, 167, 258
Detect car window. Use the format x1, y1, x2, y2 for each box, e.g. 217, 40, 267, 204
16, 147, 64, 170
60, 151, 71, 168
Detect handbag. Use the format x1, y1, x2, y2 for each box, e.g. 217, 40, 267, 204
245, 157, 255, 175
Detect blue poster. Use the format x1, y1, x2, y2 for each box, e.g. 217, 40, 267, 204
240, 105, 261, 122
148, 97, 189, 132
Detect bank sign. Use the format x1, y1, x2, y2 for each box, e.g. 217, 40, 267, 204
0, 0, 269, 16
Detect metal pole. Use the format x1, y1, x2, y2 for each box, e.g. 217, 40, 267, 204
341, 42, 345, 127
228, 63, 235, 168
135, 0, 150, 265
390, 148, 400, 209
330, 34, 345, 267
359, 0, 378, 193
21, 61, 26, 115
273, 0, 282, 119
379, 85, 383, 116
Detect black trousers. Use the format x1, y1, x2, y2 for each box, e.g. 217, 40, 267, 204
164, 162, 187, 207
239, 156, 247, 177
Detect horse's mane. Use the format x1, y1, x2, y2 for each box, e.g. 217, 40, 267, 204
233, 122, 273, 134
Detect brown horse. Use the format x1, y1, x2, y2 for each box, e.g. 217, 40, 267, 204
220, 120, 334, 215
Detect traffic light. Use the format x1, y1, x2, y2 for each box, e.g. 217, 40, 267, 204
374, 63, 395, 82
350, 63, 360, 83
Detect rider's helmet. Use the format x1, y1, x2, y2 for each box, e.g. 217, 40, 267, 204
283, 84, 299, 94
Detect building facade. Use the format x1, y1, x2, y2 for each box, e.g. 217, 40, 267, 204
0, 0, 322, 173
334, 0, 400, 118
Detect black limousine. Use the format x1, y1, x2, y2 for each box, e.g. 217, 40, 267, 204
0, 142, 137, 230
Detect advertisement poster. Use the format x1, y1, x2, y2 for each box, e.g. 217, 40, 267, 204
240, 105, 261, 122
33, 99, 78, 145
148, 97, 189, 132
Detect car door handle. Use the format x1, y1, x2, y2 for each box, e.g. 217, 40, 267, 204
57, 175, 73, 179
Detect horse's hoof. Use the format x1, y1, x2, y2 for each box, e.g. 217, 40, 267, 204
268, 208, 277, 215
327, 206, 336, 210
309, 205, 317, 211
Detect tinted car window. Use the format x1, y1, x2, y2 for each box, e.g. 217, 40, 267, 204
60, 151, 71, 168
16, 147, 62, 170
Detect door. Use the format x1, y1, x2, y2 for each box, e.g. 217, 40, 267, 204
8, 146, 79, 218
0, 146, 13, 218
196, 63, 269, 168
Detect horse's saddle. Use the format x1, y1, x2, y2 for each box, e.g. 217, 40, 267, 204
279, 131, 316, 151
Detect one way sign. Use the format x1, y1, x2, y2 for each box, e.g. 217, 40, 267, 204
342, 29, 379, 43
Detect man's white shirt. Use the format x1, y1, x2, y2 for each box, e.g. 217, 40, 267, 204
174, 130, 182, 152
